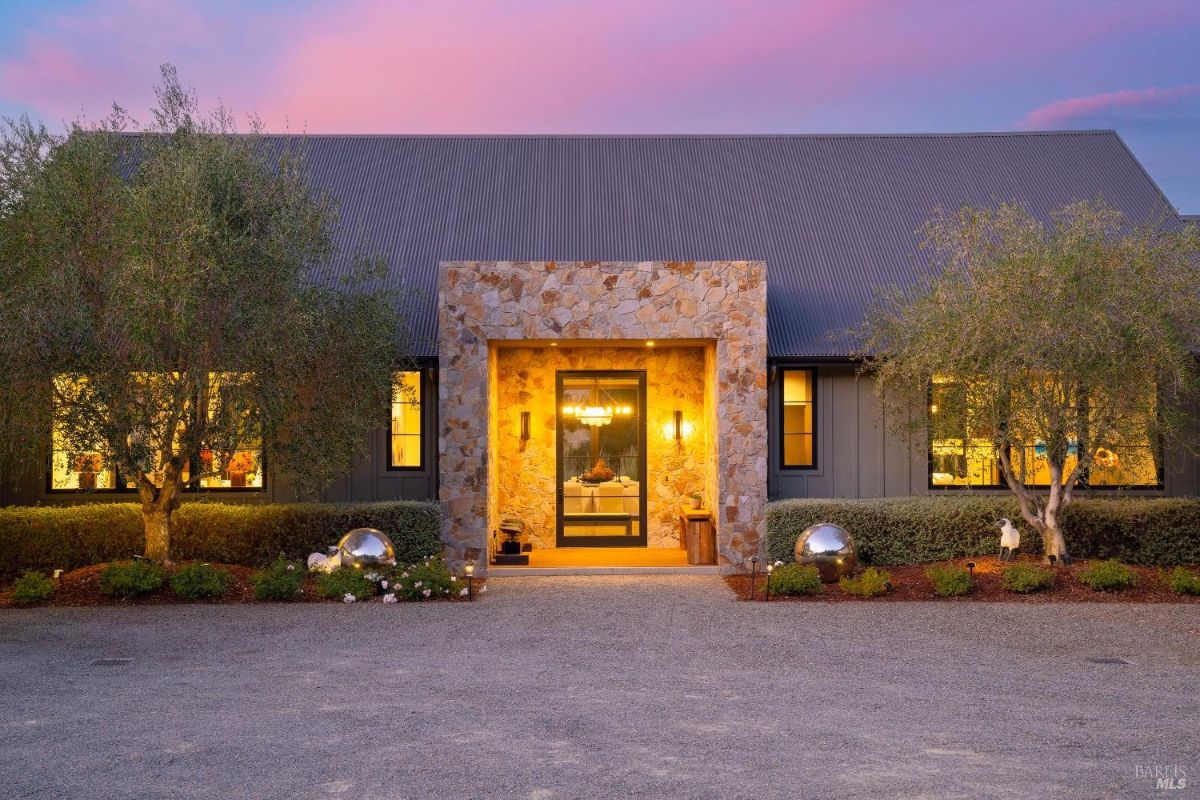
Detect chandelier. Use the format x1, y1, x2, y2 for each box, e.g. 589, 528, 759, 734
563, 404, 633, 427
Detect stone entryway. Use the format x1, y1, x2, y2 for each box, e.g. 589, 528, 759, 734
437, 260, 768, 573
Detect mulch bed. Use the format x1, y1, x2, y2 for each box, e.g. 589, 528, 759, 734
726, 555, 1200, 603
0, 562, 484, 608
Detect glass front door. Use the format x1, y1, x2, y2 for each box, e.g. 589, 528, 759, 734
556, 371, 647, 547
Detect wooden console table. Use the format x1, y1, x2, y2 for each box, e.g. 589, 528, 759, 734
677, 507, 716, 565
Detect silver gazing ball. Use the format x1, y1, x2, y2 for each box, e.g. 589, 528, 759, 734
794, 522, 857, 583
337, 528, 397, 568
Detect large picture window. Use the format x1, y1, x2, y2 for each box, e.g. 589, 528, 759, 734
780, 368, 816, 468
389, 370, 423, 469
49, 373, 264, 492
928, 377, 1159, 489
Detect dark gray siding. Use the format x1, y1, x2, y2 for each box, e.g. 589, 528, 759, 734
0, 369, 439, 507
768, 364, 1200, 500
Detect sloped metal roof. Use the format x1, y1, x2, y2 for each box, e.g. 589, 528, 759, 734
248, 131, 1177, 357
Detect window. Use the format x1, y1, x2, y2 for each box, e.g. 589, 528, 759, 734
928, 377, 1159, 489
49, 373, 264, 492
389, 370, 423, 469
780, 368, 816, 468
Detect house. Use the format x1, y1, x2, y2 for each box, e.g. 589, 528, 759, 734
6, 131, 1197, 570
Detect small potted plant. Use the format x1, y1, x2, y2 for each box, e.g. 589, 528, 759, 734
687, 491, 703, 510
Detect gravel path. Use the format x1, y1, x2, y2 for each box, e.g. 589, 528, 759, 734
1, 576, 1197, 799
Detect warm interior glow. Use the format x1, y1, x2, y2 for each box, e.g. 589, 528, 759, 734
391, 370, 422, 467
562, 403, 634, 427
781, 368, 814, 467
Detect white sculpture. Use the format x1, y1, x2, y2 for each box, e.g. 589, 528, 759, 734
307, 546, 342, 573
998, 518, 1021, 560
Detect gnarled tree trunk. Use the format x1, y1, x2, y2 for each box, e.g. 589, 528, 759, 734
999, 448, 1071, 563
139, 476, 181, 564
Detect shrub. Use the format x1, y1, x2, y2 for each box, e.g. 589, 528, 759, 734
767, 563, 823, 596
99, 560, 166, 598
251, 558, 305, 601
839, 567, 891, 597
0, 501, 442, 579
391, 556, 457, 601
766, 497, 1200, 567
1002, 563, 1056, 594
315, 567, 377, 601
1167, 567, 1200, 596
1077, 559, 1137, 592
925, 565, 972, 597
170, 563, 233, 600
10, 570, 55, 605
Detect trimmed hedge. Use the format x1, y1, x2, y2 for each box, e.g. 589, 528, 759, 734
0, 501, 442, 579
767, 497, 1200, 567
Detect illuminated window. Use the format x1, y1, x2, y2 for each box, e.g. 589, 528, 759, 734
196, 373, 263, 490
929, 377, 1159, 489
929, 377, 999, 487
49, 373, 264, 492
780, 368, 815, 468
389, 371, 423, 469
50, 426, 120, 490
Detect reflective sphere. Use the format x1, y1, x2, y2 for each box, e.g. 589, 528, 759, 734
337, 528, 397, 568
794, 522, 857, 583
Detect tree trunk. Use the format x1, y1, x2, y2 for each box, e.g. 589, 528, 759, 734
1041, 522, 1069, 562
139, 474, 181, 565
143, 505, 174, 564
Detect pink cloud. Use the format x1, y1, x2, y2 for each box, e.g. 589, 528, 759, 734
1, 0, 1199, 133
1021, 83, 1200, 129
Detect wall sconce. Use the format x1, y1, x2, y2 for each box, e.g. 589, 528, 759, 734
520, 411, 531, 441
673, 410, 683, 442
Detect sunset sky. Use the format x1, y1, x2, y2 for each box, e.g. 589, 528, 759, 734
2, 0, 1198, 211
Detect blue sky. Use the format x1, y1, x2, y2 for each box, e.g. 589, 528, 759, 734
1, 0, 1198, 211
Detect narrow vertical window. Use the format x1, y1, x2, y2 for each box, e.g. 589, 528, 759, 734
780, 368, 816, 468
389, 371, 423, 469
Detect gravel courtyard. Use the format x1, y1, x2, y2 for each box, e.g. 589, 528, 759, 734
2, 576, 1197, 800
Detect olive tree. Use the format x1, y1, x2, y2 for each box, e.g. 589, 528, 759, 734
859, 201, 1200, 561
0, 67, 404, 562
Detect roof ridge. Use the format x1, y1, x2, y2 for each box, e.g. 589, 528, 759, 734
116, 130, 1119, 140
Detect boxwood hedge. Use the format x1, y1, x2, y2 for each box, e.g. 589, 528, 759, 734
0, 501, 441, 578
767, 496, 1200, 567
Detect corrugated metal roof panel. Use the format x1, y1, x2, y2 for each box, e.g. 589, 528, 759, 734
143, 132, 1181, 357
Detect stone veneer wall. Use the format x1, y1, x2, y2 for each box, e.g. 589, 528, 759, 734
495, 345, 707, 549
437, 261, 767, 572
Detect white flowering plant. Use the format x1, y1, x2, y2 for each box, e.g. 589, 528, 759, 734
388, 556, 455, 601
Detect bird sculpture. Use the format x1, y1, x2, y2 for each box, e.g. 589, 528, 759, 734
997, 518, 1021, 561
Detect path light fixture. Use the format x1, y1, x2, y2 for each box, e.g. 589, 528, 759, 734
765, 562, 774, 602
464, 559, 475, 601
966, 561, 976, 577
749, 556, 760, 601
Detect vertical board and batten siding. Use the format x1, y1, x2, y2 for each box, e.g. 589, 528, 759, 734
768, 365, 925, 500
767, 365, 1200, 500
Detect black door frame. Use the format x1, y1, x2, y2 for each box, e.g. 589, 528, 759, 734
555, 370, 648, 547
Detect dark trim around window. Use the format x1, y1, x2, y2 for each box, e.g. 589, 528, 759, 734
778, 366, 818, 470
386, 367, 427, 472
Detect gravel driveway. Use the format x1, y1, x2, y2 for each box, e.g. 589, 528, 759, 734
1, 576, 1197, 799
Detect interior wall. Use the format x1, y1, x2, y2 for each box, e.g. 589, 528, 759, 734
493, 344, 710, 548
